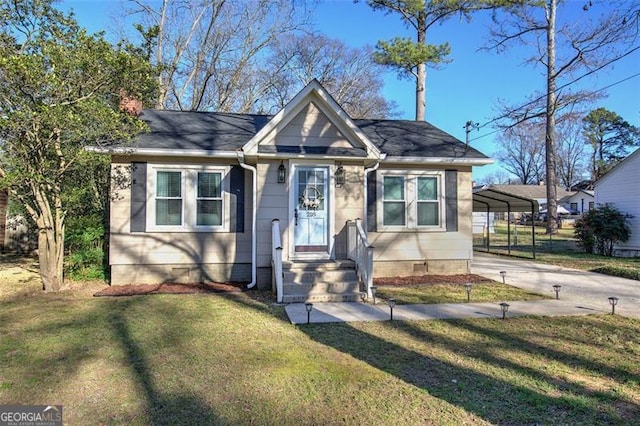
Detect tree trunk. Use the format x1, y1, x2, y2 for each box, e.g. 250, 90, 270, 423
416, 10, 427, 121
38, 226, 64, 292
545, 0, 559, 234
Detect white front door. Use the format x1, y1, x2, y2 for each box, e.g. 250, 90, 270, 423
293, 166, 329, 256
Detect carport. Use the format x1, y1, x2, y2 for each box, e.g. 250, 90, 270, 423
473, 188, 540, 258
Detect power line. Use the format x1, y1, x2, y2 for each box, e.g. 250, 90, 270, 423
468, 71, 640, 143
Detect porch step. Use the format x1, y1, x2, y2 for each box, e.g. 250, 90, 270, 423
281, 260, 362, 303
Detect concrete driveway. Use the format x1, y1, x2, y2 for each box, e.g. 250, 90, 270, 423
471, 252, 640, 319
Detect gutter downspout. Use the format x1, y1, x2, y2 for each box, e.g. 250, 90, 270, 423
363, 154, 385, 231
237, 150, 257, 289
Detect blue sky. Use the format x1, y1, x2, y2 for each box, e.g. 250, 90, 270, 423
61, 0, 640, 181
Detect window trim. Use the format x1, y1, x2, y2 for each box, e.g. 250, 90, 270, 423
377, 170, 446, 232
147, 164, 230, 232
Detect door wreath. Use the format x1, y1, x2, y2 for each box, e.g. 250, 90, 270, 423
299, 186, 323, 210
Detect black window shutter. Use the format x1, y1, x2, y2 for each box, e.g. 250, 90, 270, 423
367, 170, 377, 232
229, 165, 245, 233
445, 170, 458, 232
130, 162, 147, 232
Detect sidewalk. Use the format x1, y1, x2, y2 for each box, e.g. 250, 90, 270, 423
284, 252, 638, 324
285, 300, 605, 325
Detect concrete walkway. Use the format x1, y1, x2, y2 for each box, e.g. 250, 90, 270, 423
471, 252, 639, 319
284, 253, 639, 324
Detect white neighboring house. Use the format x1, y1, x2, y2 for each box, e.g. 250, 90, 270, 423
595, 148, 640, 256
561, 190, 594, 214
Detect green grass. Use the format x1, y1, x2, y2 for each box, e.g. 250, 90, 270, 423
1, 286, 639, 425
375, 282, 551, 304
475, 222, 640, 280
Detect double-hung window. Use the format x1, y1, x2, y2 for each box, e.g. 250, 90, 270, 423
378, 171, 445, 231
149, 165, 228, 231
196, 172, 222, 226
417, 176, 439, 226
382, 176, 406, 226
156, 171, 182, 226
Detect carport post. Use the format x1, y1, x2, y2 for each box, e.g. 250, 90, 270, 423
506, 201, 512, 255
530, 199, 536, 259
486, 205, 490, 251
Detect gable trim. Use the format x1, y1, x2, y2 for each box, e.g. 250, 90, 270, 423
242, 80, 382, 159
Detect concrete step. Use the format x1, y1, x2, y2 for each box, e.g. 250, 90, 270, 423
281, 260, 361, 304
284, 281, 361, 294
282, 292, 362, 303
283, 269, 358, 285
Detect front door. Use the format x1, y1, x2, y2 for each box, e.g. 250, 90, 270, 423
293, 166, 329, 255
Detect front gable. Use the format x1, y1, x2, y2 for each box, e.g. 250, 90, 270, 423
243, 80, 382, 159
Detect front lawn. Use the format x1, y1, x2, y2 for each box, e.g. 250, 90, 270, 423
1, 284, 638, 424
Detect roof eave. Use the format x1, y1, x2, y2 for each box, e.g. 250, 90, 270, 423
382, 156, 494, 166
86, 146, 240, 158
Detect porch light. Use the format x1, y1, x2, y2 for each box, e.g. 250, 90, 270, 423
278, 161, 286, 183
305, 302, 313, 324
335, 163, 345, 187
552, 284, 562, 300
464, 283, 472, 302
499, 302, 510, 319
499, 270, 507, 284
387, 298, 396, 321
608, 297, 619, 315
370, 286, 377, 305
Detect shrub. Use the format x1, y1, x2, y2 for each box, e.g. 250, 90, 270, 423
64, 215, 106, 280
574, 204, 633, 256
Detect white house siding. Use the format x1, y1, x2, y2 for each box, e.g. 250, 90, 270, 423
109, 156, 253, 285
368, 166, 473, 276
563, 191, 594, 214
595, 149, 640, 254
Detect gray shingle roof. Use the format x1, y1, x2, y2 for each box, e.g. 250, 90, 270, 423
131, 109, 488, 160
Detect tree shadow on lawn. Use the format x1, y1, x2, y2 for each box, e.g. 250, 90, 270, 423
0, 294, 227, 424
300, 317, 639, 425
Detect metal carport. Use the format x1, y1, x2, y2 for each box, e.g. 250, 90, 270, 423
473, 188, 540, 258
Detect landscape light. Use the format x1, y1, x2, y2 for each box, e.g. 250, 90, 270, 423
499, 271, 507, 284
608, 297, 619, 315
552, 284, 562, 300
387, 298, 396, 321
464, 283, 472, 302
499, 302, 510, 320
370, 286, 377, 305
305, 302, 313, 324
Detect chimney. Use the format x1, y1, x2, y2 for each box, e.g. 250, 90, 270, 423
119, 89, 143, 115
539, 180, 545, 186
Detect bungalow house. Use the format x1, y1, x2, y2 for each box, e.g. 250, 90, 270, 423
95, 81, 492, 301
595, 147, 640, 256
561, 190, 594, 214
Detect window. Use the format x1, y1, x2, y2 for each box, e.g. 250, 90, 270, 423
378, 171, 445, 231
156, 171, 182, 226
383, 176, 406, 226
570, 202, 578, 213
417, 177, 439, 226
148, 165, 228, 231
197, 172, 222, 226
588, 201, 595, 210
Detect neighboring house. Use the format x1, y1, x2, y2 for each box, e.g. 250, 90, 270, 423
561, 190, 594, 214
95, 81, 492, 299
595, 148, 640, 256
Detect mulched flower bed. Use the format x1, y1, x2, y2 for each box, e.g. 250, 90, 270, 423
94, 282, 247, 297
373, 274, 493, 286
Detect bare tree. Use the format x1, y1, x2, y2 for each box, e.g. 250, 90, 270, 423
555, 114, 588, 189
263, 33, 397, 118
494, 120, 546, 184
129, 0, 311, 111
486, 0, 639, 233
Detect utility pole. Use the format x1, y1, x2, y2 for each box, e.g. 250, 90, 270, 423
464, 120, 479, 145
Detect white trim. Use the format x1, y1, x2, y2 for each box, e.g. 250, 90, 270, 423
288, 160, 335, 260
376, 170, 446, 232
242, 80, 382, 159
86, 146, 239, 158
382, 156, 494, 166
146, 164, 230, 232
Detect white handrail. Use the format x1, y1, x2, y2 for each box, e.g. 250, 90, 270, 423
271, 219, 284, 303
347, 219, 374, 299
